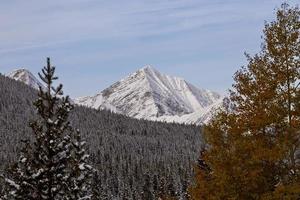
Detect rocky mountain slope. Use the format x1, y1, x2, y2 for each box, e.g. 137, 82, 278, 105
7, 69, 45, 90
6, 66, 223, 125
75, 66, 223, 124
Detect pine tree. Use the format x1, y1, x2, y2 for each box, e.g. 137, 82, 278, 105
189, 3, 300, 199
68, 129, 94, 200
2, 58, 94, 200
142, 174, 154, 200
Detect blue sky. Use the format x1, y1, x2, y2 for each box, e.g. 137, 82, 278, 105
0, 0, 298, 97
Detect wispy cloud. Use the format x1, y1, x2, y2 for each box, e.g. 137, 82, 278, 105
0, 0, 283, 52
0, 0, 298, 96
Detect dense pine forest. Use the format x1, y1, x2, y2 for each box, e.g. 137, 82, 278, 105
0, 73, 203, 199
0, 2, 299, 200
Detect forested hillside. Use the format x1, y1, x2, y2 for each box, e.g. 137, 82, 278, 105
0, 74, 203, 199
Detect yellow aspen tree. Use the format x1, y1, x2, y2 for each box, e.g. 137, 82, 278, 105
189, 3, 299, 200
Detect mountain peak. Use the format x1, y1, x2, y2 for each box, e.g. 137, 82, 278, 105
9, 68, 32, 75
75, 66, 222, 124
141, 65, 154, 70
139, 65, 158, 74
8, 68, 36, 81
7, 68, 45, 90
138, 65, 187, 83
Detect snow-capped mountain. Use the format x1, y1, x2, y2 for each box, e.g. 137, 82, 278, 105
7, 69, 45, 90
7, 67, 223, 124
75, 66, 223, 124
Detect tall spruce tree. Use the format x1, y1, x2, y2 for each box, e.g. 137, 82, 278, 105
2, 58, 94, 200
189, 3, 300, 199
68, 129, 94, 200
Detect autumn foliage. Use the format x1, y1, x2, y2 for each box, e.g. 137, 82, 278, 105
189, 3, 300, 200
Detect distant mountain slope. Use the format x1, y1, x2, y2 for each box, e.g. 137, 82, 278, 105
0, 73, 202, 199
7, 67, 223, 125
153, 98, 224, 124
75, 66, 222, 124
7, 68, 45, 90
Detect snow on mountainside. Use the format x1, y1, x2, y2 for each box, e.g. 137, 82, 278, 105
75, 66, 223, 125
75, 95, 119, 113
6, 67, 223, 125
7, 69, 45, 90
153, 98, 224, 125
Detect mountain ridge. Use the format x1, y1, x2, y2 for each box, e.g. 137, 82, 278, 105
7, 68, 45, 90
6, 66, 223, 125
75, 66, 223, 124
